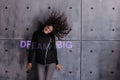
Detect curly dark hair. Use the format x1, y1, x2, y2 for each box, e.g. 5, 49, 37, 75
39, 10, 72, 40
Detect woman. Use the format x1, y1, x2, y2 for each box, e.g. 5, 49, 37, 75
26, 10, 72, 80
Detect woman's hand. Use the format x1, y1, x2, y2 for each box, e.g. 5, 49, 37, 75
56, 64, 63, 71
26, 63, 32, 71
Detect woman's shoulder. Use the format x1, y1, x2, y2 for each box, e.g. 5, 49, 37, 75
33, 30, 42, 35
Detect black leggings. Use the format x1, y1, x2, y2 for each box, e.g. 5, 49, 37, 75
37, 63, 56, 80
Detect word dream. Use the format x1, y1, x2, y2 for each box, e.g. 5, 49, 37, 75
20, 40, 72, 49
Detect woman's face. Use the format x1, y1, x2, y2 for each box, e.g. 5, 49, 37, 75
43, 25, 53, 34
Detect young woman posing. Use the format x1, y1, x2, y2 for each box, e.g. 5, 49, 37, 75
26, 10, 72, 80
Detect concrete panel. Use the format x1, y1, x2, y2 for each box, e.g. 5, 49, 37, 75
82, 41, 120, 80
12, 0, 81, 40
53, 41, 80, 80
0, 40, 27, 80
0, 39, 80, 80
0, 41, 9, 80
82, 0, 120, 40
0, 0, 15, 39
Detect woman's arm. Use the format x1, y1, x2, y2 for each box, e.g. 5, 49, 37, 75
27, 31, 37, 63
52, 36, 59, 65
52, 36, 63, 71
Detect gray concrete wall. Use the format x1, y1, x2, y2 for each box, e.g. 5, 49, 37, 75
0, 0, 120, 80
82, 0, 120, 80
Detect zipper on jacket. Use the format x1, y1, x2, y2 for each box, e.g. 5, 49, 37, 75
44, 37, 51, 65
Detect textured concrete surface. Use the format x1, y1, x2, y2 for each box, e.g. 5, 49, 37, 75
0, 0, 120, 80
0, 0, 80, 80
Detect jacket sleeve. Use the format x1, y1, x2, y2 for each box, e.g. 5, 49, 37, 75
27, 31, 37, 63
52, 36, 59, 65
